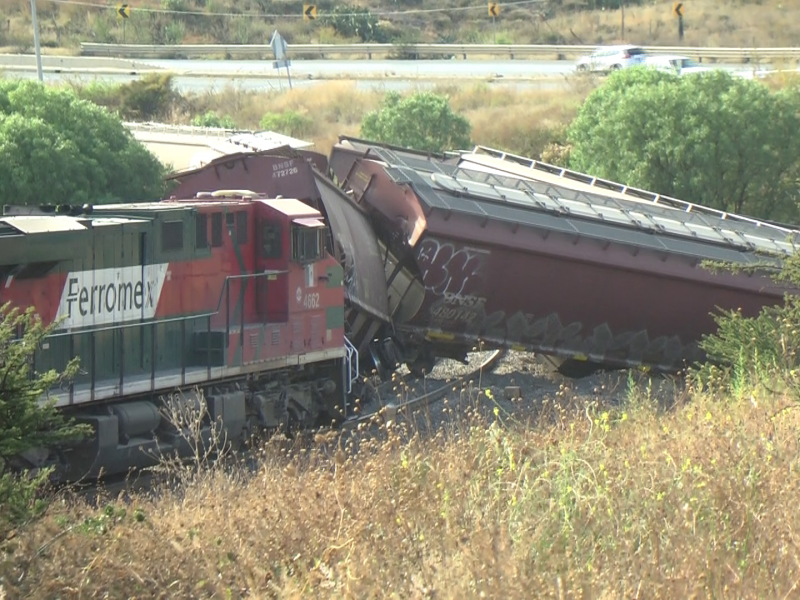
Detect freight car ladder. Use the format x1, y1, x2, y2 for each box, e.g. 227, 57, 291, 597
467, 145, 800, 239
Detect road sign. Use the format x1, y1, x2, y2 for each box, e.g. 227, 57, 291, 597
303, 4, 317, 21
117, 3, 130, 19
488, 2, 500, 17
673, 2, 683, 17
270, 30, 288, 61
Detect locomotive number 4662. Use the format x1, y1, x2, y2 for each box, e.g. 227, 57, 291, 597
303, 293, 320, 309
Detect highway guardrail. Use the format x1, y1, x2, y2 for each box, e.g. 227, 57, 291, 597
79, 42, 800, 64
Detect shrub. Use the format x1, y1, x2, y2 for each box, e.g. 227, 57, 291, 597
118, 73, 178, 121
694, 252, 800, 393
0, 304, 90, 537
191, 110, 237, 129
0, 79, 166, 205
259, 110, 314, 138
360, 91, 472, 153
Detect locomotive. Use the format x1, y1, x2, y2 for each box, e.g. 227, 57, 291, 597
1, 191, 358, 482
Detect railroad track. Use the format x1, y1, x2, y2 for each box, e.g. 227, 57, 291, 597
64, 350, 505, 502
342, 349, 506, 430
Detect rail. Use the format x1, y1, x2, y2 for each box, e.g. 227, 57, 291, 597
342, 349, 505, 430
80, 42, 800, 64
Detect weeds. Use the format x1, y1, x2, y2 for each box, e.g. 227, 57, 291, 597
3, 0, 800, 51
1, 366, 800, 598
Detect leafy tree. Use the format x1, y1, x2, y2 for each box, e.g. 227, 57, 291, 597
567, 68, 800, 223
361, 91, 472, 154
0, 303, 90, 536
0, 79, 166, 206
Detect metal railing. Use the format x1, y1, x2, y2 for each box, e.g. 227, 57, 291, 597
79, 42, 800, 64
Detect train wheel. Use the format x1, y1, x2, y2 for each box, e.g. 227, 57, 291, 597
538, 355, 605, 379
408, 347, 437, 378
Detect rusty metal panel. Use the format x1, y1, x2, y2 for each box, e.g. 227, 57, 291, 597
313, 171, 390, 324
329, 137, 457, 188
166, 152, 323, 203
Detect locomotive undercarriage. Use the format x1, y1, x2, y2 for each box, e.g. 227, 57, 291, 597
14, 359, 346, 485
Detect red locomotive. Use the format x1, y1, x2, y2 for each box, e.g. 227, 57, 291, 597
1, 191, 357, 481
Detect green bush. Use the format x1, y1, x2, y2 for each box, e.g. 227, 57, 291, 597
322, 4, 388, 43
567, 68, 800, 223
0, 79, 166, 205
118, 73, 178, 121
695, 252, 800, 392
191, 111, 237, 129
259, 110, 313, 138
360, 91, 472, 153
0, 304, 90, 537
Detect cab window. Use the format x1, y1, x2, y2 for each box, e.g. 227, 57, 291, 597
291, 225, 324, 263
262, 223, 281, 259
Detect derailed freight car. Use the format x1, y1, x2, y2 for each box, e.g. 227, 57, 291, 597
328, 136, 800, 376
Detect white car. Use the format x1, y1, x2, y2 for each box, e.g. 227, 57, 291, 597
575, 45, 648, 74
643, 54, 713, 76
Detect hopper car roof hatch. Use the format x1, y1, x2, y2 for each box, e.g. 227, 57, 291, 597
382, 165, 794, 264
342, 138, 800, 261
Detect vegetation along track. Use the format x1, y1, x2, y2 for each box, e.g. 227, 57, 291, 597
68, 350, 506, 502
343, 349, 507, 431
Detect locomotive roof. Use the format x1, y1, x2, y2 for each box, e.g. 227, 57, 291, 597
0, 214, 148, 236
1, 194, 324, 232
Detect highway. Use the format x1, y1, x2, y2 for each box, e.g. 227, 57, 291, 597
0, 53, 769, 93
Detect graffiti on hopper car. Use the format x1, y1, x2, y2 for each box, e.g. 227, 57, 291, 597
416, 238, 489, 297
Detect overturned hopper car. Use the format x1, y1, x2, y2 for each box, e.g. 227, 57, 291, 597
328, 136, 800, 377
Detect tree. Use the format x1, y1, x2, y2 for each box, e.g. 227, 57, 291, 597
0, 303, 90, 535
0, 80, 166, 206
567, 68, 800, 223
360, 91, 472, 154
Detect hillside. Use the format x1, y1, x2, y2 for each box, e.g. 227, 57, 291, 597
0, 0, 797, 54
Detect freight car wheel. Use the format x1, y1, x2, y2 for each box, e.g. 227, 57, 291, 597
408, 347, 437, 378
538, 355, 604, 379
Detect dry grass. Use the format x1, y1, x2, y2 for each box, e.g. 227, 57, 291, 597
0, 0, 799, 51
179, 81, 386, 151
550, 0, 800, 48
2, 374, 800, 599
174, 79, 593, 158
